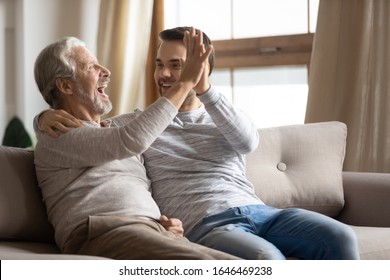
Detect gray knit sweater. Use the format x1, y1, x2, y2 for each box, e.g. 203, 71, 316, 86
33, 97, 177, 251
143, 87, 264, 235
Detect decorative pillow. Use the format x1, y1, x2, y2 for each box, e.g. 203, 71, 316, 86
245, 121, 347, 217
0, 146, 54, 242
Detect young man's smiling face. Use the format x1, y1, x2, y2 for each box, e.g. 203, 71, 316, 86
154, 40, 186, 96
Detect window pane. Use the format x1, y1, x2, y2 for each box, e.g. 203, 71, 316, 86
232, 0, 308, 38
165, 0, 318, 39
165, 1, 315, 129
309, 0, 320, 33
212, 67, 308, 128
164, 0, 231, 40
210, 69, 233, 102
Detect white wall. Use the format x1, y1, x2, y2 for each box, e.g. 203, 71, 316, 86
0, 0, 100, 144
0, 0, 15, 144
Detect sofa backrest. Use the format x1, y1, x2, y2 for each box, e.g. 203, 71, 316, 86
0, 145, 54, 243
0, 121, 347, 243
245, 121, 347, 217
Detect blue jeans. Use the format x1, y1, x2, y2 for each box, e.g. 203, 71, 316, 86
187, 205, 360, 260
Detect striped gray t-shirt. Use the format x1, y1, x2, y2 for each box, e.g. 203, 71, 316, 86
144, 87, 264, 235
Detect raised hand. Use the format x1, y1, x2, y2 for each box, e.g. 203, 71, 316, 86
179, 27, 214, 91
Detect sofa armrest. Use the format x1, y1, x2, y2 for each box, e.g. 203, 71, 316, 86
336, 171, 390, 227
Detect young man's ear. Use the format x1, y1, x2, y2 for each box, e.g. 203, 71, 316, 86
55, 78, 73, 95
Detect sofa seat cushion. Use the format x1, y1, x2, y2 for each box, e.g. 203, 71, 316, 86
0, 242, 108, 259
0, 241, 60, 254
350, 226, 390, 260
246, 121, 347, 217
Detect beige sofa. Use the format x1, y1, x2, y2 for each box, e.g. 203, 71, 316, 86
1, 121, 389, 259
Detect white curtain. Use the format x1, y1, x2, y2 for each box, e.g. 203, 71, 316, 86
305, 0, 390, 173
97, 0, 154, 116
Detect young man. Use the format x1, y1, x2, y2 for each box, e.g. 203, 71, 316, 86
39, 27, 360, 260
33, 30, 239, 260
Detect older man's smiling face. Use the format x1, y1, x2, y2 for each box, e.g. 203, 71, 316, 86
70, 46, 112, 116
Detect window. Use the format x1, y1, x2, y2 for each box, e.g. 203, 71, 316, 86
165, 0, 319, 128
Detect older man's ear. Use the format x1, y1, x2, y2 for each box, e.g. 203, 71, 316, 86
55, 77, 74, 96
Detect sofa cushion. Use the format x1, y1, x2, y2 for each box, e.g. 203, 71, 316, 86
0, 242, 109, 259
350, 226, 390, 260
0, 146, 54, 242
245, 121, 347, 217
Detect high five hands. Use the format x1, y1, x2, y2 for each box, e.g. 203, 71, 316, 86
180, 27, 213, 95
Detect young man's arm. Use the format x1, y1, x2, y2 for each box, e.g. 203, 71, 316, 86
198, 87, 259, 154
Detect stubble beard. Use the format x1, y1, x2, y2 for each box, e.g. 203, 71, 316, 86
76, 83, 112, 115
